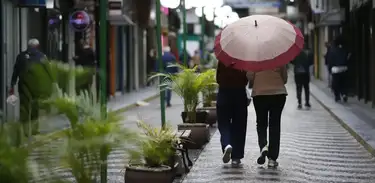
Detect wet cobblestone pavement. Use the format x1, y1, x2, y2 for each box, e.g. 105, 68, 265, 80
182, 84, 375, 183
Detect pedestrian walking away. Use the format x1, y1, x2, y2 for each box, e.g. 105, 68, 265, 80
247, 66, 288, 168
324, 42, 332, 88
291, 47, 313, 109
9, 38, 47, 136
326, 38, 349, 102
216, 62, 249, 167
160, 46, 178, 107
73, 40, 96, 94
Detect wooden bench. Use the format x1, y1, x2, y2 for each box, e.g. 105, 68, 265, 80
175, 130, 192, 173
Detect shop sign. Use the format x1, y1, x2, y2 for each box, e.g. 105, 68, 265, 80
69, 10, 91, 32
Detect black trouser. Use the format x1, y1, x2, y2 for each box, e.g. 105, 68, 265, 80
332, 71, 347, 100
19, 88, 39, 135
253, 94, 286, 161
294, 73, 310, 105
217, 87, 248, 159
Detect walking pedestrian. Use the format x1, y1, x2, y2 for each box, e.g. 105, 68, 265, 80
73, 40, 96, 94
147, 49, 157, 86
216, 62, 249, 167
247, 66, 288, 168
161, 46, 178, 107
9, 38, 47, 135
326, 39, 349, 102
73, 40, 95, 67
291, 48, 313, 109
324, 42, 332, 88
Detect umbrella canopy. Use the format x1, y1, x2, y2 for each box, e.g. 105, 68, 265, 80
214, 15, 304, 71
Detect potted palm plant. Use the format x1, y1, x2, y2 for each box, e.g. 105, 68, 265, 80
43, 86, 136, 183
125, 121, 179, 183
151, 64, 216, 149
198, 69, 218, 126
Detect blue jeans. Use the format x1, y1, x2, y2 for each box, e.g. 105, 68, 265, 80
217, 87, 248, 159
165, 88, 172, 105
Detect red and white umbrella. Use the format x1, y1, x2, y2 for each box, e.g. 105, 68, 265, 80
214, 15, 304, 71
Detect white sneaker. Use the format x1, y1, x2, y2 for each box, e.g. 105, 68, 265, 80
268, 159, 279, 168
222, 145, 232, 163
257, 145, 268, 165
231, 159, 241, 167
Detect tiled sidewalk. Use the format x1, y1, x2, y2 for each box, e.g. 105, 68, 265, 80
182, 83, 375, 183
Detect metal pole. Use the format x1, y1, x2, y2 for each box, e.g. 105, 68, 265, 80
182, 0, 187, 66
99, 0, 108, 182
200, 7, 205, 58
155, 0, 166, 128
99, 0, 108, 113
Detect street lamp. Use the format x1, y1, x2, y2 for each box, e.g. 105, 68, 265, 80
156, 0, 181, 128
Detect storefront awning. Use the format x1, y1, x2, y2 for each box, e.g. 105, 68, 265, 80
108, 14, 134, 25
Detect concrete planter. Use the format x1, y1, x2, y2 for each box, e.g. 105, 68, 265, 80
197, 107, 217, 126
124, 164, 173, 183
177, 123, 210, 149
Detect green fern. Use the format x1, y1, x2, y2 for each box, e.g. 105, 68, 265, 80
129, 121, 178, 167
43, 86, 137, 183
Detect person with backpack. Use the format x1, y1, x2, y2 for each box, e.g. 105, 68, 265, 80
291, 48, 313, 109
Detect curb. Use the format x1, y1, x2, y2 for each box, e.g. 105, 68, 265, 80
30, 94, 160, 148
311, 93, 375, 157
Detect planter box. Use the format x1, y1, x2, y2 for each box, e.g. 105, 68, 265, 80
197, 107, 217, 126
177, 123, 209, 149
125, 164, 173, 183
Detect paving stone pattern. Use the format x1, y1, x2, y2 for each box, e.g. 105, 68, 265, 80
182, 84, 375, 183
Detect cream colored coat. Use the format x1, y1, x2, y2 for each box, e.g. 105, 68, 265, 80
247, 66, 288, 97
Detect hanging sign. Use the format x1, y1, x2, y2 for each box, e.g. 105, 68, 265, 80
69, 10, 91, 32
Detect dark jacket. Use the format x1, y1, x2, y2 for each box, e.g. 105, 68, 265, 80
216, 62, 248, 88
291, 50, 313, 75
74, 47, 96, 67
326, 46, 349, 70
11, 48, 46, 87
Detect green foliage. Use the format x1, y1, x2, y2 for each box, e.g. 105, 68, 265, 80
43, 86, 137, 183
0, 122, 30, 183
18, 60, 94, 122
201, 69, 217, 107
129, 121, 179, 167
150, 64, 217, 123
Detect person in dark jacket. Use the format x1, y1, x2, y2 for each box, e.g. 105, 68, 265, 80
73, 40, 96, 67
326, 39, 349, 102
160, 46, 178, 107
147, 49, 157, 86
216, 61, 248, 167
73, 40, 96, 94
291, 48, 313, 109
324, 42, 332, 87
10, 39, 47, 135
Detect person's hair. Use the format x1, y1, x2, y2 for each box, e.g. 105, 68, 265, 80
28, 38, 39, 47
163, 46, 171, 52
